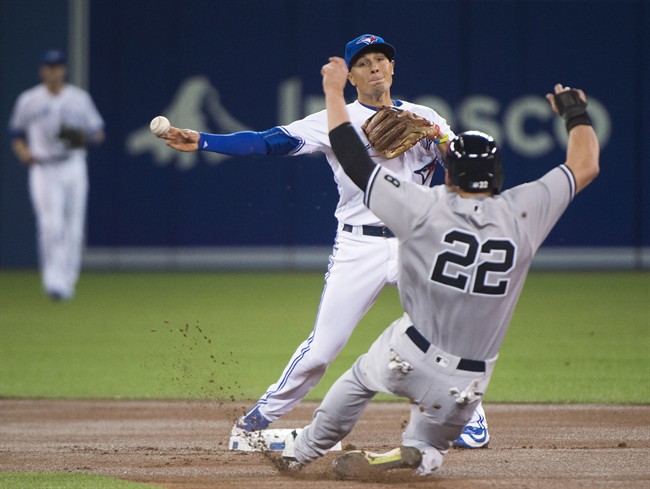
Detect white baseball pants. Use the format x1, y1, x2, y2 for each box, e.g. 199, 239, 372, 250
256, 228, 399, 419
29, 156, 88, 298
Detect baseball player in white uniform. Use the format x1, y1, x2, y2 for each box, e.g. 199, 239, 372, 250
277, 58, 599, 477
160, 34, 489, 447
9, 50, 105, 301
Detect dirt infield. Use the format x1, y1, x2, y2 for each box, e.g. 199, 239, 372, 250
1, 399, 648, 488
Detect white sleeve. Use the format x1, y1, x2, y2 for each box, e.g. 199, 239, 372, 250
8, 93, 27, 133
365, 166, 433, 238
428, 109, 455, 140
280, 109, 329, 155
82, 92, 104, 131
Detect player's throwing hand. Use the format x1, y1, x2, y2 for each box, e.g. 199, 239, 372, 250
161, 127, 201, 152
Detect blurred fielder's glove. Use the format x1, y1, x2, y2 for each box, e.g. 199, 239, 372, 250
362, 106, 447, 159
58, 125, 87, 148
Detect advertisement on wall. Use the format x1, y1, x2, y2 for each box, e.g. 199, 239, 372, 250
81, 0, 647, 266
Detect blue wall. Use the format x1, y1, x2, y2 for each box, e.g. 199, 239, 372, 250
1, 0, 69, 267
2, 0, 649, 267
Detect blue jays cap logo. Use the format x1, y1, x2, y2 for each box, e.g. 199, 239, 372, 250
357, 35, 379, 46
344, 34, 396, 67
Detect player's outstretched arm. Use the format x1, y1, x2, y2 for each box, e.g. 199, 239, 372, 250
322, 56, 376, 190
546, 84, 599, 194
158, 124, 297, 157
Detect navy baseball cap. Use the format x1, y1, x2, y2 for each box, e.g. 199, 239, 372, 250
41, 49, 66, 66
344, 34, 396, 68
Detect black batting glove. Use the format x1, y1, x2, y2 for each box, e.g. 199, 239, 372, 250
554, 90, 592, 132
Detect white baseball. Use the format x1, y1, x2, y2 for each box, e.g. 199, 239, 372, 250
150, 115, 170, 136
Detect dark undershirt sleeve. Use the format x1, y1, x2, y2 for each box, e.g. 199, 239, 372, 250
329, 122, 377, 190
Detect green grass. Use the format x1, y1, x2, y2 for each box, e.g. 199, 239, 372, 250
489, 272, 650, 403
0, 270, 648, 403
1, 270, 648, 488
0, 472, 157, 489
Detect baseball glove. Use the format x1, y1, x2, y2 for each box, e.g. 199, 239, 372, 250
361, 106, 445, 159
58, 125, 87, 148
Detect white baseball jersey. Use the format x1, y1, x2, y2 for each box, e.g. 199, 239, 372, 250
366, 164, 576, 360
248, 101, 455, 424
282, 100, 454, 226
9, 83, 104, 299
9, 84, 104, 162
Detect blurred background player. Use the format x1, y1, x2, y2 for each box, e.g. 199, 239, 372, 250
158, 34, 489, 448
9, 49, 105, 301
278, 58, 599, 476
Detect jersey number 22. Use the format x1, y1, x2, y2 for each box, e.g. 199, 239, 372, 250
431, 230, 516, 296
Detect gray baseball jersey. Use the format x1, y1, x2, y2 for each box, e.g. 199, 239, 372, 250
293, 163, 578, 468
366, 164, 576, 360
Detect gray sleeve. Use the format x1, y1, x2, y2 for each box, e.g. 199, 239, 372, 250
505, 165, 576, 251
365, 166, 433, 239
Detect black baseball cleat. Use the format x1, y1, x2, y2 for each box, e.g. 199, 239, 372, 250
333, 445, 422, 479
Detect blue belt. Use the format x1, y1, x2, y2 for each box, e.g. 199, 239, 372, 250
406, 326, 486, 373
342, 224, 395, 238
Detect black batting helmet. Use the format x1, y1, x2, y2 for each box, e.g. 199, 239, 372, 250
446, 131, 504, 194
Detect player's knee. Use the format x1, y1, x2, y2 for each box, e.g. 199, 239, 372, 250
305, 351, 337, 371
